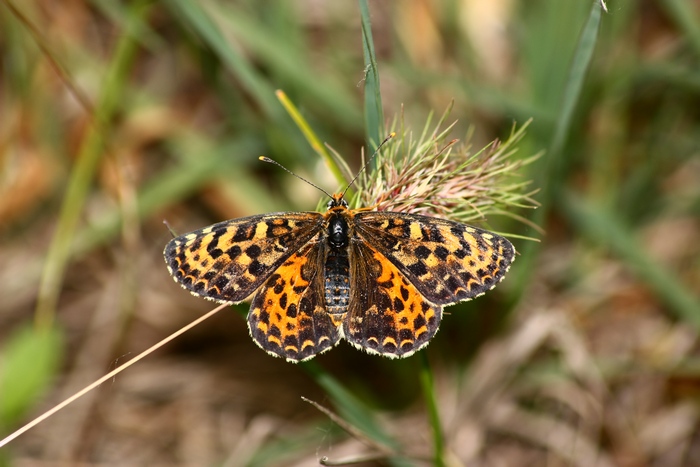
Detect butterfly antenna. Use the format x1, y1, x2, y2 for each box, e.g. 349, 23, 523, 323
163, 219, 179, 238
259, 156, 334, 200
341, 132, 396, 197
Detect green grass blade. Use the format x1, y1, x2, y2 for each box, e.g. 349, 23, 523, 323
276, 90, 348, 187
164, 0, 280, 120
512, 2, 603, 298
90, 0, 162, 50
210, 3, 363, 133
660, 0, 700, 57
548, 1, 602, 180
34, 0, 150, 329
0, 325, 63, 431
359, 0, 385, 150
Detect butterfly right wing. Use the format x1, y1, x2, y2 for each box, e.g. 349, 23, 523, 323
164, 212, 325, 303
344, 240, 442, 358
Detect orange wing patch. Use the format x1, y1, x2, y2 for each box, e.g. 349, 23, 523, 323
345, 242, 441, 358
248, 239, 341, 361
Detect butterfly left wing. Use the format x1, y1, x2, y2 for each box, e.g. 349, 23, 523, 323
164, 212, 324, 303
248, 236, 341, 362
353, 211, 515, 305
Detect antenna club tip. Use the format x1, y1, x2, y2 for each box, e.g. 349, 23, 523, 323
259, 156, 270, 162
389, 132, 396, 138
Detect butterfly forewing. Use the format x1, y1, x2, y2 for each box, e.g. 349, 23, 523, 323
353, 211, 515, 305
164, 212, 325, 303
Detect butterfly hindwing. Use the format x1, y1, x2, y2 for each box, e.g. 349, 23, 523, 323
344, 240, 442, 358
164, 212, 325, 303
353, 211, 515, 305
248, 237, 341, 362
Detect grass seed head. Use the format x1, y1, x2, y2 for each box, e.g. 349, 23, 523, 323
355, 109, 540, 230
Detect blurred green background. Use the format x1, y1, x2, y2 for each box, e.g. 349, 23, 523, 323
1, 0, 699, 465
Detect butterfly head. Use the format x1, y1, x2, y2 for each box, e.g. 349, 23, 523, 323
327, 193, 349, 210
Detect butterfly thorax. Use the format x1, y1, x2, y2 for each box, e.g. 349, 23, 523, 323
327, 211, 349, 247
324, 198, 353, 322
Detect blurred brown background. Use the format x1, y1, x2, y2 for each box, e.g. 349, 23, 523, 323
1, 1, 700, 466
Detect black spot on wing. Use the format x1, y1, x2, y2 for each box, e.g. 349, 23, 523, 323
407, 261, 428, 277
434, 245, 450, 261
414, 245, 431, 259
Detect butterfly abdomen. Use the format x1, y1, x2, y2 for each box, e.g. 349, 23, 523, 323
324, 213, 351, 320
324, 249, 351, 317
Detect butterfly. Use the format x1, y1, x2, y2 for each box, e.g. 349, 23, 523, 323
164, 190, 515, 362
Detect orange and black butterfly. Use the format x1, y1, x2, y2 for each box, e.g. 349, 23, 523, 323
164, 143, 515, 362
